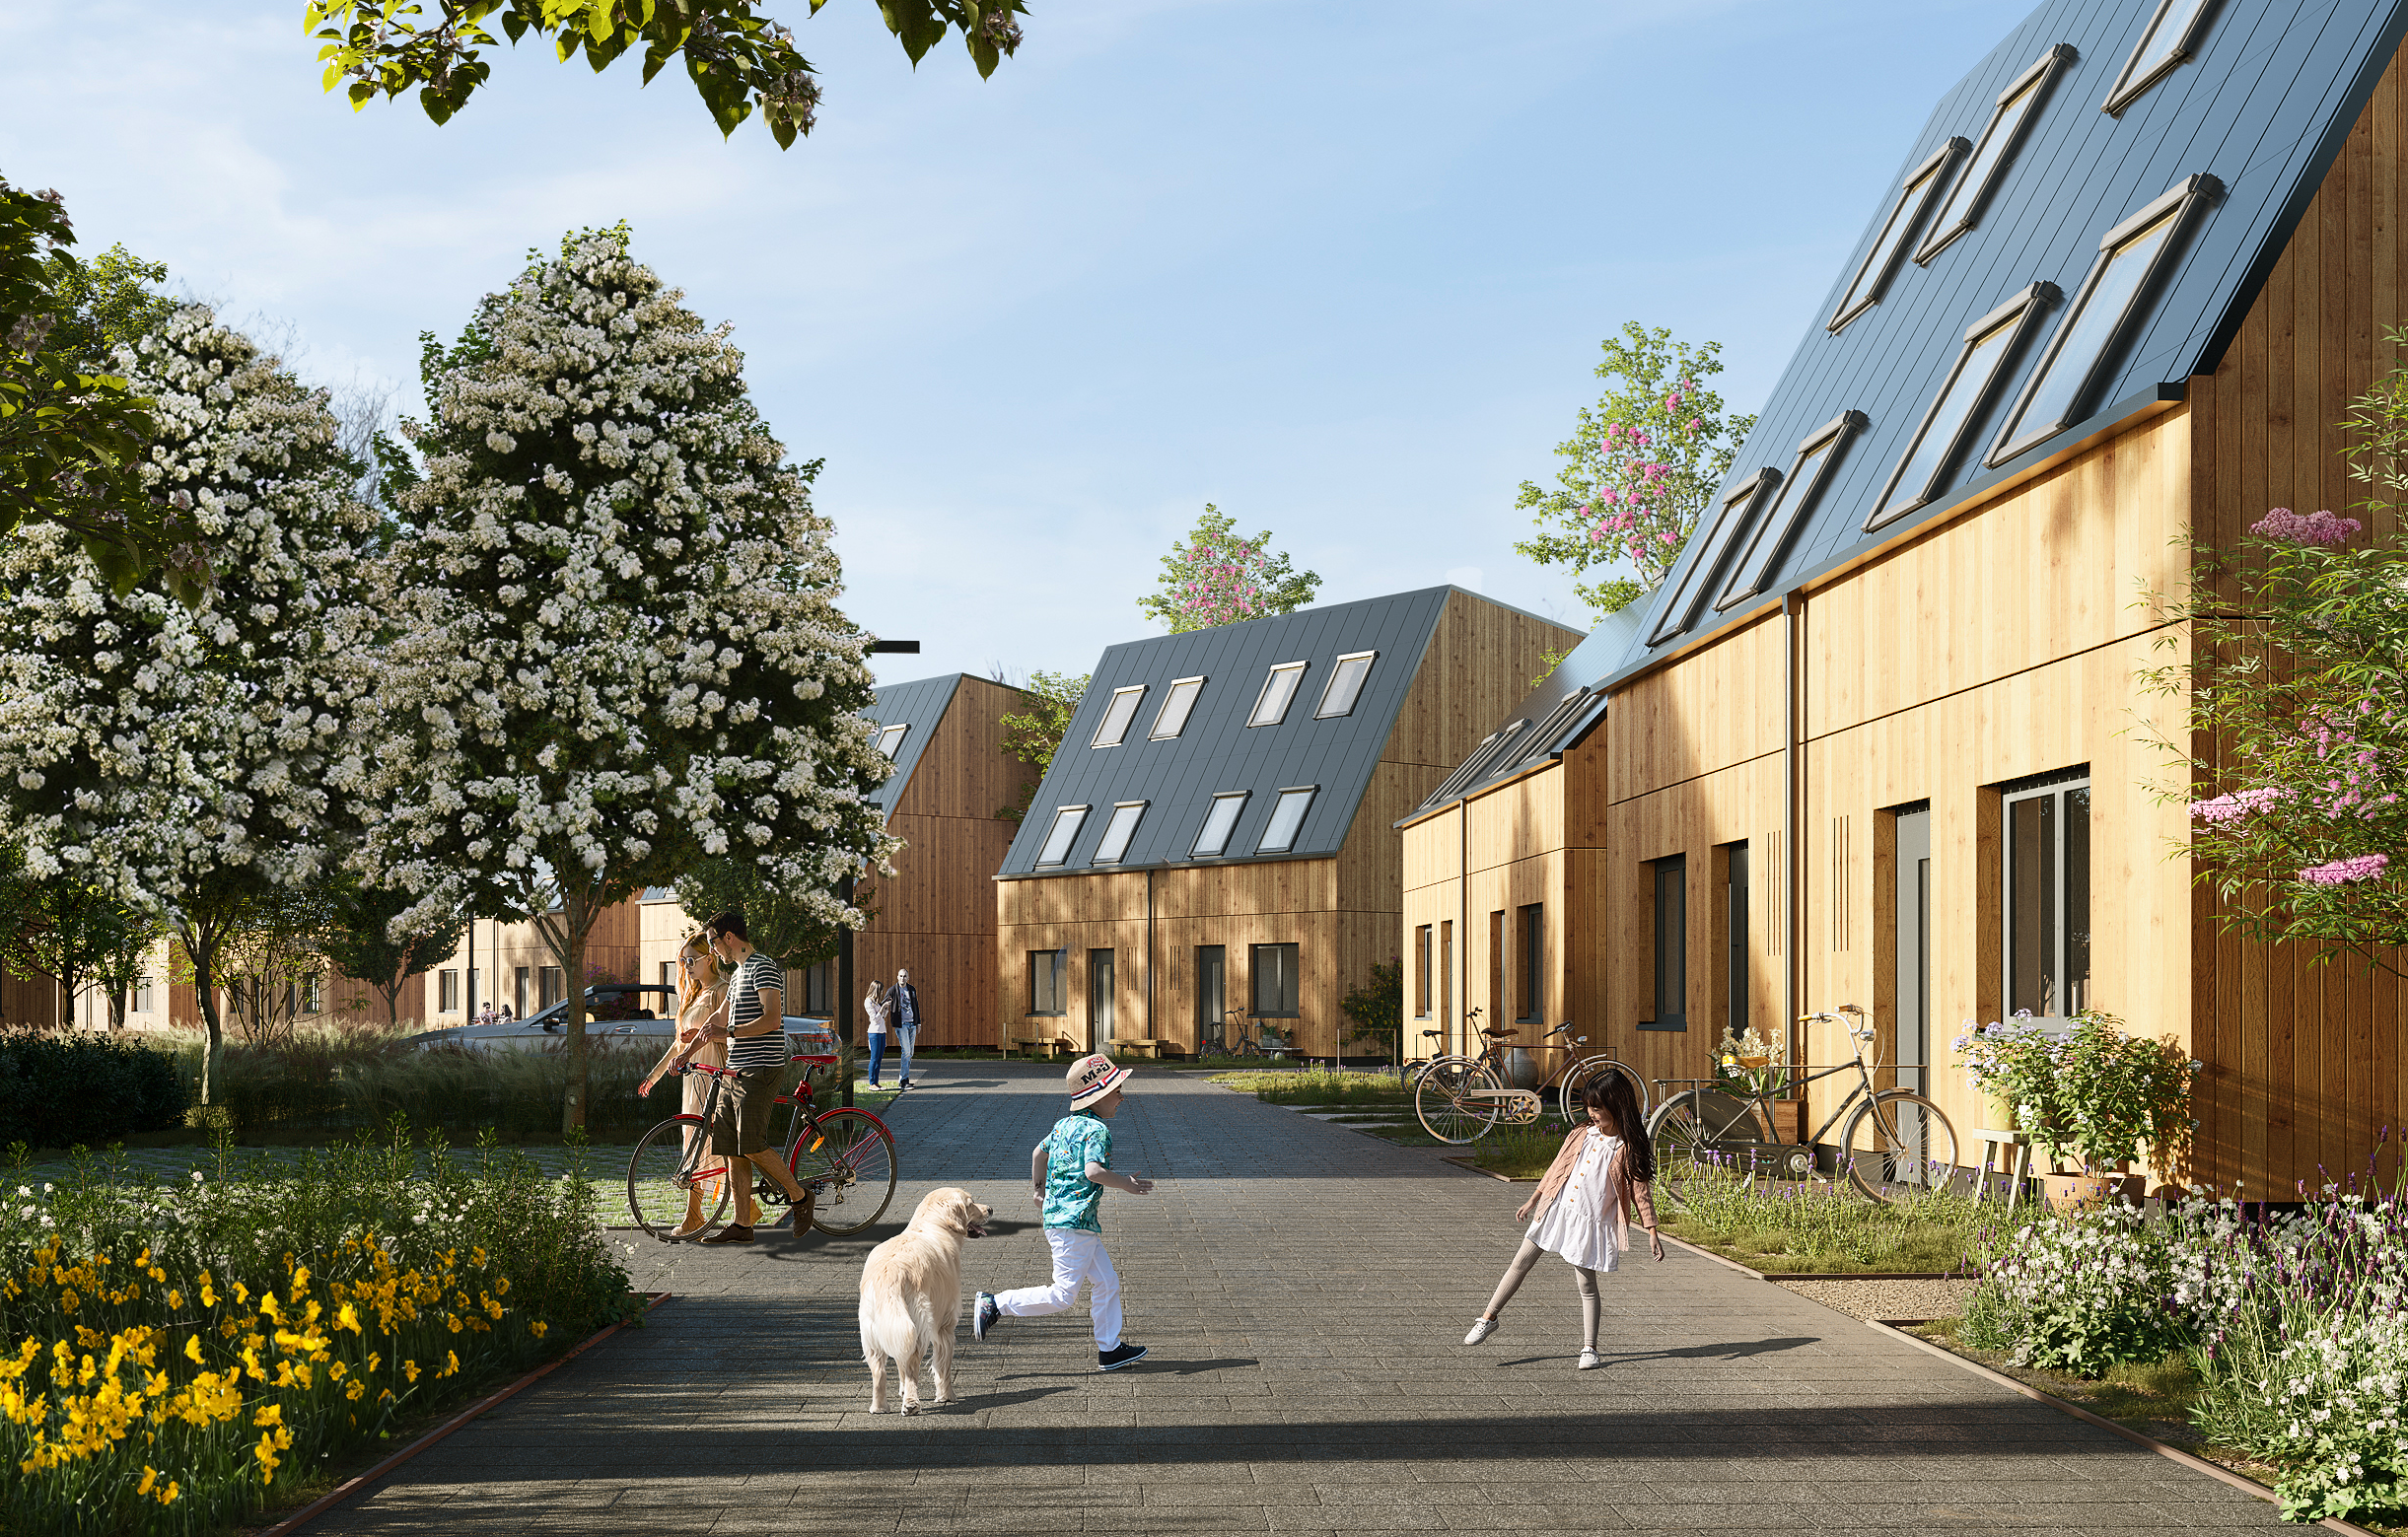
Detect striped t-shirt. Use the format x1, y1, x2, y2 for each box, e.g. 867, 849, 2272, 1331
725, 951, 788, 1071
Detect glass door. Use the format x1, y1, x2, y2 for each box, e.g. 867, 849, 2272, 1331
1194, 946, 1224, 1055
1088, 949, 1115, 1052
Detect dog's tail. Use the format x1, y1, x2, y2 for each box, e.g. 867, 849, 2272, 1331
859, 1277, 923, 1363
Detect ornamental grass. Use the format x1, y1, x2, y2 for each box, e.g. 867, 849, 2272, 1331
0, 1121, 634, 1534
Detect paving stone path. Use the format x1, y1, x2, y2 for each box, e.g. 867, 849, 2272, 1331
305, 1060, 2290, 1535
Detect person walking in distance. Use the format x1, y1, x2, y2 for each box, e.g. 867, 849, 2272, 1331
890, 967, 921, 1089
1461, 1073, 1664, 1368
862, 978, 892, 1090
974, 1054, 1153, 1371
673, 909, 814, 1244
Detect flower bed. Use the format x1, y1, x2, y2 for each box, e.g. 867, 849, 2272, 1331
0, 1125, 634, 1535
1664, 1158, 1985, 1274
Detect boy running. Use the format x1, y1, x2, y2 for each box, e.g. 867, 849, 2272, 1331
975, 1054, 1154, 1370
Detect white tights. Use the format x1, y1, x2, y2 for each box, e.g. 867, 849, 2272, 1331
1482, 1237, 1601, 1349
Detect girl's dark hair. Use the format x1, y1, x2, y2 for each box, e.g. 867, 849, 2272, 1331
1580, 1073, 1655, 1183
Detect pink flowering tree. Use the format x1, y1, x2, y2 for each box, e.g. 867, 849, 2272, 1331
1136, 504, 1322, 634
1514, 322, 1755, 618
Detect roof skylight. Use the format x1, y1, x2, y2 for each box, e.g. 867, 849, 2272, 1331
1093, 802, 1147, 865
1504, 688, 1594, 773
1828, 137, 1970, 333
1256, 787, 1317, 853
874, 723, 906, 757
1248, 663, 1308, 727
1150, 676, 1205, 739
1987, 175, 2222, 468
1865, 282, 2060, 532
1647, 469, 1780, 647
1315, 652, 1378, 719
1715, 412, 1867, 613
1918, 45, 2076, 264
1420, 733, 1499, 809
2102, 0, 2218, 116
1192, 793, 1249, 858
1035, 805, 1089, 867
1091, 685, 1147, 748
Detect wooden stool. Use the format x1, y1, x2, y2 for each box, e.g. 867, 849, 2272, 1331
1974, 1128, 2032, 1204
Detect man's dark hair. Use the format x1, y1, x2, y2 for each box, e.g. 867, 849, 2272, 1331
705, 909, 748, 943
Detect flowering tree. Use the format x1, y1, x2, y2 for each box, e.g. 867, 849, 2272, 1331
1514, 322, 1754, 618
359, 227, 897, 1132
0, 307, 379, 1095
1135, 506, 1321, 634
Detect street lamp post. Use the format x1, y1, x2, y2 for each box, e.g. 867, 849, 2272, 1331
839, 638, 919, 1108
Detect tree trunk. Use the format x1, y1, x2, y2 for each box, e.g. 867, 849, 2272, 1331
380, 977, 402, 1024
561, 890, 590, 1135
192, 945, 223, 1106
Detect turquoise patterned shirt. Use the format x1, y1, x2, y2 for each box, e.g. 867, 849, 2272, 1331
1038, 1112, 1112, 1233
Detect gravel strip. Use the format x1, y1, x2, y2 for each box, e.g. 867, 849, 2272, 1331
1775, 1276, 1978, 1321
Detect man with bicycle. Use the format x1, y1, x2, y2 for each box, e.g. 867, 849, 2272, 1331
677, 909, 814, 1243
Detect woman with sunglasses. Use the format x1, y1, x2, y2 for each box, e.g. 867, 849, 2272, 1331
637, 935, 730, 1239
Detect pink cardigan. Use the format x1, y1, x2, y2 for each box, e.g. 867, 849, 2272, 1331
1525, 1128, 1660, 1252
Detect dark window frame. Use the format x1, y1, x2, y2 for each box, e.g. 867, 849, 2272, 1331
1255, 785, 1318, 854
1917, 45, 2077, 265
1987, 175, 2223, 468
1516, 904, 1543, 1022
1091, 685, 1148, 748
1034, 803, 1090, 867
1314, 651, 1379, 719
1715, 411, 1868, 612
1646, 467, 1781, 647
1415, 924, 1433, 1018
2101, 0, 2220, 117
2001, 769, 2091, 1022
1865, 281, 2062, 532
1150, 675, 1205, 739
1247, 662, 1310, 727
1092, 801, 1148, 865
1191, 791, 1250, 858
1828, 137, 1970, 333
1249, 942, 1301, 1018
1640, 857, 1687, 1032
1089, 948, 1116, 1036
1028, 948, 1069, 1016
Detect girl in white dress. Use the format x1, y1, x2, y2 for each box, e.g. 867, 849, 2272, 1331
1460, 1072, 1664, 1368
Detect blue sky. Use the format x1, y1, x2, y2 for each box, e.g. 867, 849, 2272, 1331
2, 0, 2023, 685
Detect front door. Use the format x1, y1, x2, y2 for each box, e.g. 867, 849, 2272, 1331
1194, 946, 1224, 1054
1088, 949, 1115, 1052
1892, 805, 1932, 1095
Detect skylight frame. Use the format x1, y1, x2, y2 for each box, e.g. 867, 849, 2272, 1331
874, 723, 907, 758
1501, 688, 1594, 774
1420, 732, 1499, 809
1917, 45, 2077, 265
1644, 469, 1781, 648
1092, 801, 1148, 865
1314, 652, 1379, 719
1248, 663, 1310, 727
1255, 786, 1319, 854
1191, 792, 1249, 858
1986, 175, 2223, 469
1714, 412, 1868, 613
1828, 137, 1970, 334
1035, 804, 1090, 868
2101, 0, 2221, 117
1091, 685, 1148, 748
1864, 281, 2062, 533
1150, 676, 1205, 739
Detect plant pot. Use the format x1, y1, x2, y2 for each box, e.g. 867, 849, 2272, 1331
2038, 1171, 2142, 1213
1979, 1090, 2018, 1132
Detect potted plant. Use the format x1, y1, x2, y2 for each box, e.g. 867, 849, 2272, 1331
1958, 1011, 2201, 1208
1954, 1013, 2051, 1131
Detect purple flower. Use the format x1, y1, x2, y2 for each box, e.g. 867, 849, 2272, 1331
2301, 853, 2389, 885
2250, 508, 2361, 546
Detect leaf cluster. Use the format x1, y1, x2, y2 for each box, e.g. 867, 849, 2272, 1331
1135, 505, 1323, 634
322, 875, 471, 1021
994, 668, 1087, 822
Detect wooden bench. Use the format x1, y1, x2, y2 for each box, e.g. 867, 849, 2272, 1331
1009, 1033, 1076, 1060
1106, 1038, 1163, 1059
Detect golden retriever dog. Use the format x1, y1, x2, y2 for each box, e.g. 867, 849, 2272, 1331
860, 1186, 992, 1414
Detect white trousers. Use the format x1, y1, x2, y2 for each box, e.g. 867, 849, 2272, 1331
994, 1228, 1122, 1349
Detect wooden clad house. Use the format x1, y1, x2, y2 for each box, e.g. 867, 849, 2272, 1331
1404, 0, 2408, 1193
997, 588, 1580, 1060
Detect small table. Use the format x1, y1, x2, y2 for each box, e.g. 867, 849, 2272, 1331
1973, 1127, 2032, 1204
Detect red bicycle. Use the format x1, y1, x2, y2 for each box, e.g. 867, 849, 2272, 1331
626, 1053, 899, 1241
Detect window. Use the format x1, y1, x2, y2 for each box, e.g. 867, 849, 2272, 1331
1517, 905, 1543, 1022
131, 978, 155, 1014
1251, 943, 1301, 1017
1648, 469, 1780, 646
1918, 45, 2076, 264
1723, 845, 1749, 1038
439, 969, 461, 1013
1864, 282, 2061, 531
1091, 685, 1147, 748
1420, 728, 1505, 809
1093, 801, 1147, 864
1255, 787, 1316, 854
1151, 676, 1205, 739
538, 967, 564, 1010
1989, 175, 2223, 467
874, 723, 907, 757
1504, 689, 1594, 774
1314, 652, 1377, 718
1828, 137, 1970, 332
1191, 792, 1248, 858
2004, 771, 2091, 1021
800, 960, 833, 1014
661, 961, 676, 991
1642, 857, 1686, 1031
2102, 0, 2218, 116
1248, 663, 1309, 727
514, 966, 531, 1017
1035, 804, 1090, 867
1028, 949, 1068, 1015
1716, 412, 1868, 611
1415, 925, 1433, 1017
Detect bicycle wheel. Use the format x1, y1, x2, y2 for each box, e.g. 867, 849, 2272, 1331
1646, 1090, 1768, 1183
793, 1108, 899, 1235
1557, 1055, 1653, 1120
1414, 1058, 1502, 1145
627, 1117, 730, 1241
1839, 1091, 1959, 1202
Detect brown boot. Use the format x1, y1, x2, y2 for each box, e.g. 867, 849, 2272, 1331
701, 1223, 755, 1244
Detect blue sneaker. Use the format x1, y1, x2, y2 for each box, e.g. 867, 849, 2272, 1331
974, 1292, 1000, 1343
1098, 1342, 1148, 1371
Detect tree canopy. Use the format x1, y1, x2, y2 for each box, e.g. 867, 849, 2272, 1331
1135, 505, 1321, 634
994, 668, 1086, 822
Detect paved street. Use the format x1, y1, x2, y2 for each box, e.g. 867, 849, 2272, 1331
305, 1060, 2291, 1535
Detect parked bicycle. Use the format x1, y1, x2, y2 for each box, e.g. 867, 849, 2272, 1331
1412, 1016, 1649, 1145
1645, 1004, 1957, 1202
627, 1053, 899, 1241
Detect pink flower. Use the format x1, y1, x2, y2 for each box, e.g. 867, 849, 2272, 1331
1664, 392, 1682, 410
2250, 508, 2361, 546
1686, 418, 1701, 434
2192, 787, 2289, 823
2301, 853, 2389, 885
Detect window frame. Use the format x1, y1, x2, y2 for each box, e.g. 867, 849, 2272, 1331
1249, 942, 1301, 1018
2001, 770, 2092, 1023
1502, 687, 1594, 775
1090, 685, 1148, 748
1092, 801, 1148, 865
1190, 791, 1249, 859
1255, 786, 1318, 854
439, 969, 460, 1013
1828, 137, 1971, 333
1027, 948, 1069, 1016
1247, 662, 1310, 727
1034, 803, 1090, 867
1647, 468, 1782, 647
2101, 0, 2220, 117
1987, 175, 2223, 468
1313, 651, 1379, 719
874, 723, 907, 757
1715, 411, 1868, 612
1150, 675, 1205, 739
1641, 857, 1687, 1032
1917, 45, 2077, 265
1415, 925, 1433, 1018
1864, 281, 2062, 532
1516, 904, 1543, 1023
132, 977, 155, 1014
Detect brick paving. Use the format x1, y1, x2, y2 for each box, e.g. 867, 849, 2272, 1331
302, 1059, 2291, 1535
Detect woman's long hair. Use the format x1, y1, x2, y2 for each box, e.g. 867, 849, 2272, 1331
1581, 1073, 1656, 1183
677, 941, 723, 1018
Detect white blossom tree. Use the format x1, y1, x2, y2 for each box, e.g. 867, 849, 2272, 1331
0, 307, 378, 1096
363, 227, 897, 1133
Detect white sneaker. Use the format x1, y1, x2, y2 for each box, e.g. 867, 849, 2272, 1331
1461, 1317, 1497, 1346
1577, 1348, 1602, 1370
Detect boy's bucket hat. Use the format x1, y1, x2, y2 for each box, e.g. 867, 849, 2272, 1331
1067, 1053, 1132, 1110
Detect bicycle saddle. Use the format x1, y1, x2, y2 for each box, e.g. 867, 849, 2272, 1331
1484, 1027, 1518, 1037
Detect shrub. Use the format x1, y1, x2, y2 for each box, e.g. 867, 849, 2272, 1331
0, 1030, 189, 1150
1974, 1203, 2187, 1375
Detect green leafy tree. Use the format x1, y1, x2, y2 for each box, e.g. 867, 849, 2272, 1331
39, 244, 179, 374
306, 0, 1026, 146
1339, 958, 1403, 1063
672, 860, 868, 969
218, 880, 342, 1046
86, 907, 163, 1031
0, 857, 155, 1029
1136, 505, 1321, 633
323, 876, 470, 1024
994, 668, 1088, 823
1514, 322, 1754, 619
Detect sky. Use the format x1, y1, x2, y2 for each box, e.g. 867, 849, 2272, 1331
1, 0, 2029, 687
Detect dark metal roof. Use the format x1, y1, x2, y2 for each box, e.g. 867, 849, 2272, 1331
998, 587, 1523, 878
1587, 0, 2408, 692
862, 672, 968, 817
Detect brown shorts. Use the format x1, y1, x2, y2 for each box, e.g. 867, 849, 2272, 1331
709, 1065, 780, 1156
